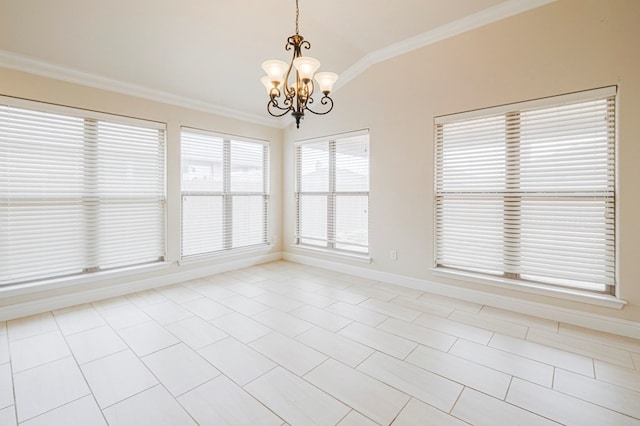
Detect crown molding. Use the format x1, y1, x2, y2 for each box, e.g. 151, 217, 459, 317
0, 49, 280, 129
335, 0, 556, 92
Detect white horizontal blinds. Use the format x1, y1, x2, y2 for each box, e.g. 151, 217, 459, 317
180, 129, 269, 258
334, 135, 369, 253
435, 115, 506, 274
295, 132, 369, 254
296, 141, 329, 247
434, 88, 616, 292
229, 139, 268, 249
0, 101, 166, 285
515, 97, 615, 290
181, 131, 224, 256
0, 106, 86, 283
96, 121, 165, 269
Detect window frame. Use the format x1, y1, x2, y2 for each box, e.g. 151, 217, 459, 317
180, 127, 270, 259
433, 87, 617, 296
0, 95, 167, 286
294, 130, 370, 256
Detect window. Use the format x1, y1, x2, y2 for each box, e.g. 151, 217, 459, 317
0, 97, 166, 286
295, 131, 369, 254
181, 128, 269, 257
434, 87, 616, 293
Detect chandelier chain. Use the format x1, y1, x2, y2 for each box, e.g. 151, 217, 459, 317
295, 0, 299, 35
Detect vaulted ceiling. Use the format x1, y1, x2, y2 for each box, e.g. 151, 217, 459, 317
0, 0, 553, 127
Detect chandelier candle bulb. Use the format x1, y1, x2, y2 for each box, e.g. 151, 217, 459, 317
260, 0, 338, 128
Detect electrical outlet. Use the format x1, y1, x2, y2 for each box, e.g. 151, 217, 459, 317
390, 250, 398, 261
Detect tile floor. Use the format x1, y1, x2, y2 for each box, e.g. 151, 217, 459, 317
1, 260, 640, 425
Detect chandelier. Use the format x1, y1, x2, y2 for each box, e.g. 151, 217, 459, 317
261, 0, 338, 129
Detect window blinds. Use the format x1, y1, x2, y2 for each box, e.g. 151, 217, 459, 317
434, 87, 616, 292
181, 129, 269, 257
0, 99, 166, 285
295, 132, 369, 254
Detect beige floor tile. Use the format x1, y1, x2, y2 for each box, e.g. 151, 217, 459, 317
527, 328, 635, 368
287, 289, 338, 308
390, 297, 455, 318
449, 310, 528, 339
7, 312, 58, 342
327, 302, 389, 326
91, 296, 132, 312
103, 385, 196, 426
9, 330, 71, 372
165, 316, 227, 350
414, 312, 493, 345
140, 300, 193, 325
373, 282, 425, 299
305, 359, 410, 425
633, 353, 640, 370
217, 295, 271, 316
252, 292, 305, 312
127, 289, 168, 307
188, 283, 237, 300
392, 398, 467, 426
20, 395, 106, 426
252, 309, 314, 337
339, 322, 418, 359
343, 285, 397, 302
198, 337, 276, 385
559, 324, 640, 353
596, 360, 640, 392
296, 327, 375, 368
250, 332, 327, 375
156, 284, 203, 304
225, 283, 268, 298
142, 343, 220, 397
338, 410, 377, 426
377, 317, 457, 352
81, 350, 157, 408
53, 306, 106, 336
0, 334, 8, 365
418, 293, 483, 313
117, 321, 180, 357
406, 345, 511, 399
554, 368, 640, 419
452, 387, 556, 426
283, 277, 327, 292
358, 299, 422, 322
358, 352, 462, 412
210, 312, 272, 343
65, 325, 128, 365
179, 375, 283, 426
246, 367, 350, 425
0, 363, 13, 409
490, 333, 594, 376
0, 406, 16, 426
98, 304, 152, 330
14, 357, 90, 422
450, 339, 554, 387
181, 297, 233, 320
507, 377, 639, 426
315, 287, 370, 305
289, 305, 353, 332
479, 306, 558, 332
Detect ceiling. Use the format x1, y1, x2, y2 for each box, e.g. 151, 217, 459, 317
0, 0, 553, 127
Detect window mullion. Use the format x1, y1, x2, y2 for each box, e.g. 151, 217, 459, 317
504, 111, 521, 279
327, 140, 336, 249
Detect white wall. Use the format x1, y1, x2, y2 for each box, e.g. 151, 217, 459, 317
283, 0, 640, 324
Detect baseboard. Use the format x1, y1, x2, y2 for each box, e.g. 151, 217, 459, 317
0, 252, 283, 322
284, 252, 640, 340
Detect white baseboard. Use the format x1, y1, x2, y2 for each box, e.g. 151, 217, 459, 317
0, 252, 282, 322
284, 252, 640, 340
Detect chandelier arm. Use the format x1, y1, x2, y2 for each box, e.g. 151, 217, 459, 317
267, 100, 294, 117
305, 95, 334, 116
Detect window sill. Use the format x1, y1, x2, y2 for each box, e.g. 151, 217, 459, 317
0, 261, 174, 299
289, 244, 372, 264
430, 268, 626, 310
178, 244, 275, 266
